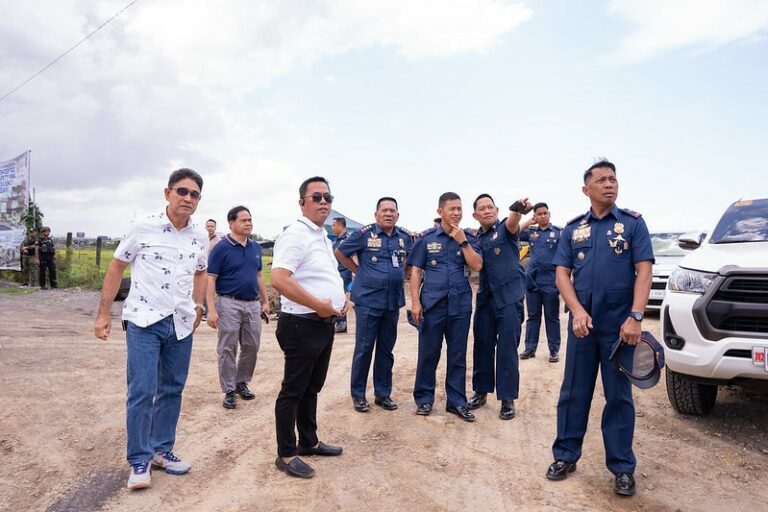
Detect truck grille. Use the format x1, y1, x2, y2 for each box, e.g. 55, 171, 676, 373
705, 274, 768, 335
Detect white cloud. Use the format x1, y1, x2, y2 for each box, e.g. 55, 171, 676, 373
0, 0, 531, 236
606, 0, 768, 63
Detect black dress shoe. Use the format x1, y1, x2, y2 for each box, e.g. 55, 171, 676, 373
236, 382, 255, 400
614, 472, 636, 496
374, 396, 398, 410
546, 460, 577, 481
275, 456, 315, 478
446, 406, 476, 422
297, 441, 343, 456
223, 391, 237, 409
415, 403, 433, 416
353, 397, 370, 412
466, 392, 487, 410
520, 349, 536, 359
499, 400, 516, 420
549, 351, 560, 363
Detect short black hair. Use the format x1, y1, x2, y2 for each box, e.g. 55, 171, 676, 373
433, 217, 442, 224
227, 205, 251, 222
583, 159, 616, 184
168, 168, 203, 190
333, 216, 347, 227
376, 197, 398, 210
533, 202, 548, 212
438, 192, 461, 208
299, 176, 329, 198
206, 219, 217, 225
473, 193, 495, 211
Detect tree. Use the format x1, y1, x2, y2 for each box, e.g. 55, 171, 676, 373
20, 200, 44, 232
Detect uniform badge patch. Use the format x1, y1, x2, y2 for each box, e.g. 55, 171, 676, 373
614, 223, 625, 234
494, 247, 501, 255
609, 234, 629, 254
427, 242, 442, 253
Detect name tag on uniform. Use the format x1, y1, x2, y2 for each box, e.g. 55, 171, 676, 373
391, 254, 399, 267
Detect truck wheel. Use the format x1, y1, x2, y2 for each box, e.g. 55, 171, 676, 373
666, 368, 717, 416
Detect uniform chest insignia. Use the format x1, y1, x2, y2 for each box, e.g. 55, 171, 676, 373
614, 222, 624, 234
572, 225, 591, 243
399, 238, 404, 248
579, 219, 588, 225
608, 234, 629, 254
367, 234, 382, 249
494, 247, 501, 255
549, 232, 555, 238
492, 231, 498, 240
531, 232, 539, 240
427, 242, 442, 254
607, 230, 612, 236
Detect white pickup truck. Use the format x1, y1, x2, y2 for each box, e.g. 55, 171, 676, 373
661, 198, 768, 415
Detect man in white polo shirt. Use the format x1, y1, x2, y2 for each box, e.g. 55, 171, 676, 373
271, 176, 348, 479
94, 168, 208, 490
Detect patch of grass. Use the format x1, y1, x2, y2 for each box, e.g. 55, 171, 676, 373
0, 285, 37, 295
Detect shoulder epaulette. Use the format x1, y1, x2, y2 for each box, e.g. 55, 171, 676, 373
359, 223, 375, 234
620, 208, 642, 219
552, 225, 562, 231
566, 213, 586, 225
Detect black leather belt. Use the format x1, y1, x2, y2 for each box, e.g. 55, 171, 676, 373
220, 295, 259, 302
281, 312, 336, 324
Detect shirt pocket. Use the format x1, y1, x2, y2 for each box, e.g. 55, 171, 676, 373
571, 239, 592, 268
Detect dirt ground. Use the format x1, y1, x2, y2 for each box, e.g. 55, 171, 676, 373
1, 286, 767, 512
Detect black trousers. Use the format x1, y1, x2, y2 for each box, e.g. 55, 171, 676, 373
274, 314, 335, 457
39, 257, 57, 288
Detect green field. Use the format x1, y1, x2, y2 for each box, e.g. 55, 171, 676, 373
2, 248, 272, 289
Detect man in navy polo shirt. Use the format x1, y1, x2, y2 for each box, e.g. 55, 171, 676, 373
207, 205, 270, 409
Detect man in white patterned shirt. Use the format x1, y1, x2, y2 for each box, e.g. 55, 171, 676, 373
94, 168, 208, 490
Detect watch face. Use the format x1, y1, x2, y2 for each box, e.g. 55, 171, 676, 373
631, 312, 643, 321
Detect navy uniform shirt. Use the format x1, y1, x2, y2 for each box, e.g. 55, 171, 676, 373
37, 236, 55, 258
339, 224, 413, 310
208, 235, 263, 298
332, 232, 353, 281
476, 219, 525, 308
553, 205, 654, 334
410, 226, 479, 316
519, 224, 562, 289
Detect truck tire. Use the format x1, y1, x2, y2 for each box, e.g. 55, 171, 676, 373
666, 368, 717, 416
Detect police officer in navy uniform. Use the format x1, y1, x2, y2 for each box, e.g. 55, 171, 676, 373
467, 194, 529, 420
518, 202, 563, 362
335, 197, 413, 412
546, 160, 653, 497
409, 192, 482, 422
331, 216, 353, 333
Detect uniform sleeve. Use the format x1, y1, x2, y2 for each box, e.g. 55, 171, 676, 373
409, 236, 427, 269
631, 217, 655, 265
405, 234, 414, 255
339, 229, 364, 257
207, 242, 223, 276
518, 229, 530, 242
272, 229, 304, 273
114, 221, 140, 263
467, 232, 481, 254
552, 226, 573, 268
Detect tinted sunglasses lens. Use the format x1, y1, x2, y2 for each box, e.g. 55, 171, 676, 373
311, 193, 334, 203
176, 187, 201, 199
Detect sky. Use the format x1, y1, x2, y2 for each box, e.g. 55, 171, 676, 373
1, 0, 767, 239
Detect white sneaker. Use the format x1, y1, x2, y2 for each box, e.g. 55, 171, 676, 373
152, 451, 191, 475
127, 462, 151, 490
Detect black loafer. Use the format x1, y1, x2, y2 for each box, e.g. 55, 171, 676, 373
520, 349, 536, 359
353, 397, 370, 412
446, 406, 476, 422
499, 400, 516, 420
297, 441, 343, 457
275, 456, 314, 478
223, 391, 237, 409
549, 352, 560, 363
374, 396, 398, 410
415, 403, 433, 416
236, 382, 255, 400
614, 472, 636, 496
466, 392, 487, 410
546, 460, 576, 480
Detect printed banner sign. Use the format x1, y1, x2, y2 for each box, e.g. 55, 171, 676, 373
0, 151, 31, 270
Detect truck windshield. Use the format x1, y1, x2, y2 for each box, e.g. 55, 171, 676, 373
710, 198, 768, 244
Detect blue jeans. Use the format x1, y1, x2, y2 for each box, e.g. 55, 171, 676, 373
126, 316, 193, 465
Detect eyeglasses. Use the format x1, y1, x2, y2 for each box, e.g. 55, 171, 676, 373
171, 187, 202, 200
303, 192, 334, 203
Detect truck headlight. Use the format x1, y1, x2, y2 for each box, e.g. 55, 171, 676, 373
667, 268, 717, 294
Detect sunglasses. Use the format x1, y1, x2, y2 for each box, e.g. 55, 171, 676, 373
171, 187, 202, 200
303, 192, 334, 203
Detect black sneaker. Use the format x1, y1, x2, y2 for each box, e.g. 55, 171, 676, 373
236, 382, 255, 400
223, 391, 237, 409
520, 349, 536, 359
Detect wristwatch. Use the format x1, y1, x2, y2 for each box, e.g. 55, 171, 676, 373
629, 311, 644, 322
459, 240, 469, 248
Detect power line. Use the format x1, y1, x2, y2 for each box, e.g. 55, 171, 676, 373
0, 0, 141, 104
